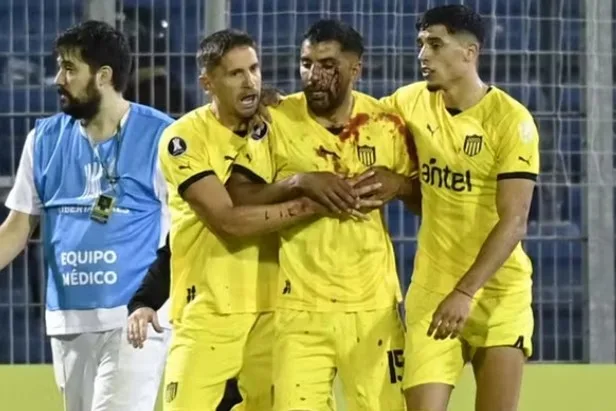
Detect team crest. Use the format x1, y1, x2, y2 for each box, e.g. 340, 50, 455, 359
463, 135, 483, 157
165, 382, 178, 403
357, 145, 376, 166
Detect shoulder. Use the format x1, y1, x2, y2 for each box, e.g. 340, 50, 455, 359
271, 92, 305, 120
129, 103, 174, 127
160, 106, 206, 144
159, 106, 212, 160
390, 81, 429, 102
484, 87, 537, 138
33, 113, 76, 146
487, 87, 534, 124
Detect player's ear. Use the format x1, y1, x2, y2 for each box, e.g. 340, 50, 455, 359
463, 40, 480, 63
97, 65, 113, 89
199, 72, 213, 96
351, 59, 363, 82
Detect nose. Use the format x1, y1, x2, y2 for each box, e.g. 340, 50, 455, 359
243, 71, 256, 88
418, 46, 429, 62
54, 70, 65, 86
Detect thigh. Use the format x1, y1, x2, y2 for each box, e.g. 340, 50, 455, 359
90, 328, 125, 411
109, 326, 172, 411
51, 334, 98, 411
273, 310, 337, 411
403, 284, 465, 411
240, 312, 275, 411
467, 292, 532, 411
472, 346, 525, 411
164, 314, 254, 411
336, 307, 406, 411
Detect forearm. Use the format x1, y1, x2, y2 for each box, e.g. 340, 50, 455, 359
455, 217, 527, 295
0, 222, 31, 270
196, 198, 316, 238
228, 175, 299, 206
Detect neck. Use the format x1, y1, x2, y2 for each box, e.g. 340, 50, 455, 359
441, 72, 487, 111
311, 89, 354, 128
82, 93, 130, 142
210, 100, 245, 131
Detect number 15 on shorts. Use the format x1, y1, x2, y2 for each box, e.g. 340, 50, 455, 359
387, 349, 404, 383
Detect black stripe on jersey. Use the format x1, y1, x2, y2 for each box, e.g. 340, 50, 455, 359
231, 164, 267, 184
497, 172, 538, 182
178, 170, 216, 196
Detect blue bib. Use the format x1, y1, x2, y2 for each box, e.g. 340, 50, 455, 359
33, 104, 173, 311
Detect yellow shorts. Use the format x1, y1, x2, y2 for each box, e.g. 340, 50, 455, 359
403, 283, 534, 389
273, 307, 406, 411
163, 312, 274, 411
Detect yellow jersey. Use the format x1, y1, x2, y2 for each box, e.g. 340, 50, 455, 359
235, 91, 417, 311
382, 82, 539, 295
158, 105, 278, 322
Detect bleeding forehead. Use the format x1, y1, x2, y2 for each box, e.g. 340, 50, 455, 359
417, 24, 450, 42
300, 40, 342, 59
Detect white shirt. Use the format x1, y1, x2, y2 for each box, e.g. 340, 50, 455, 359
5, 112, 171, 335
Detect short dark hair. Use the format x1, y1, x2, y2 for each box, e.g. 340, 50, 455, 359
54, 20, 132, 93
416, 5, 485, 46
197, 29, 257, 72
303, 19, 364, 57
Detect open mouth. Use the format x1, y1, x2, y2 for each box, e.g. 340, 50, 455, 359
240, 94, 258, 108
421, 67, 433, 77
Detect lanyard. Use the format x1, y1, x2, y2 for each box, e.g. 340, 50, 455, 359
88, 124, 124, 193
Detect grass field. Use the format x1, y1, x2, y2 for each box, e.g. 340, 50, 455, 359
1, 364, 614, 410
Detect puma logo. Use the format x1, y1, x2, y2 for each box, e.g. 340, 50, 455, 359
427, 124, 438, 136
518, 156, 530, 165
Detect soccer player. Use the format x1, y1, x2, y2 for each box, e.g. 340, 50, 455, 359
126, 234, 243, 411
158, 29, 353, 411
0, 21, 173, 411
227, 20, 417, 411
379, 5, 539, 411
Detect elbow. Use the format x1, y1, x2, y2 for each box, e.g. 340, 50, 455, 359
216, 218, 251, 239
508, 215, 528, 242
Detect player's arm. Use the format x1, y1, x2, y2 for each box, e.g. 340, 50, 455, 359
0, 129, 41, 270
184, 175, 317, 238
227, 132, 377, 214
127, 233, 169, 348
160, 131, 320, 239
455, 114, 539, 296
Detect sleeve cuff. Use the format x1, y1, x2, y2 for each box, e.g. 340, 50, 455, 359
496, 172, 538, 181
178, 170, 216, 196
231, 164, 268, 184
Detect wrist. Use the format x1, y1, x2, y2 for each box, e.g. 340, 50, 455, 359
287, 174, 304, 196
454, 283, 477, 298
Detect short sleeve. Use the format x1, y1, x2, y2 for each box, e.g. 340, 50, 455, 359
232, 125, 277, 184
158, 125, 213, 196
5, 129, 42, 215
495, 110, 540, 181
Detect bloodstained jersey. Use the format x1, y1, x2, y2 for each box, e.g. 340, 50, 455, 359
381, 81, 539, 295
234, 91, 418, 311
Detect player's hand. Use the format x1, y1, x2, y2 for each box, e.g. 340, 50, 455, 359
127, 307, 163, 349
428, 289, 473, 340
257, 84, 285, 122
348, 167, 406, 210
293, 171, 379, 215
